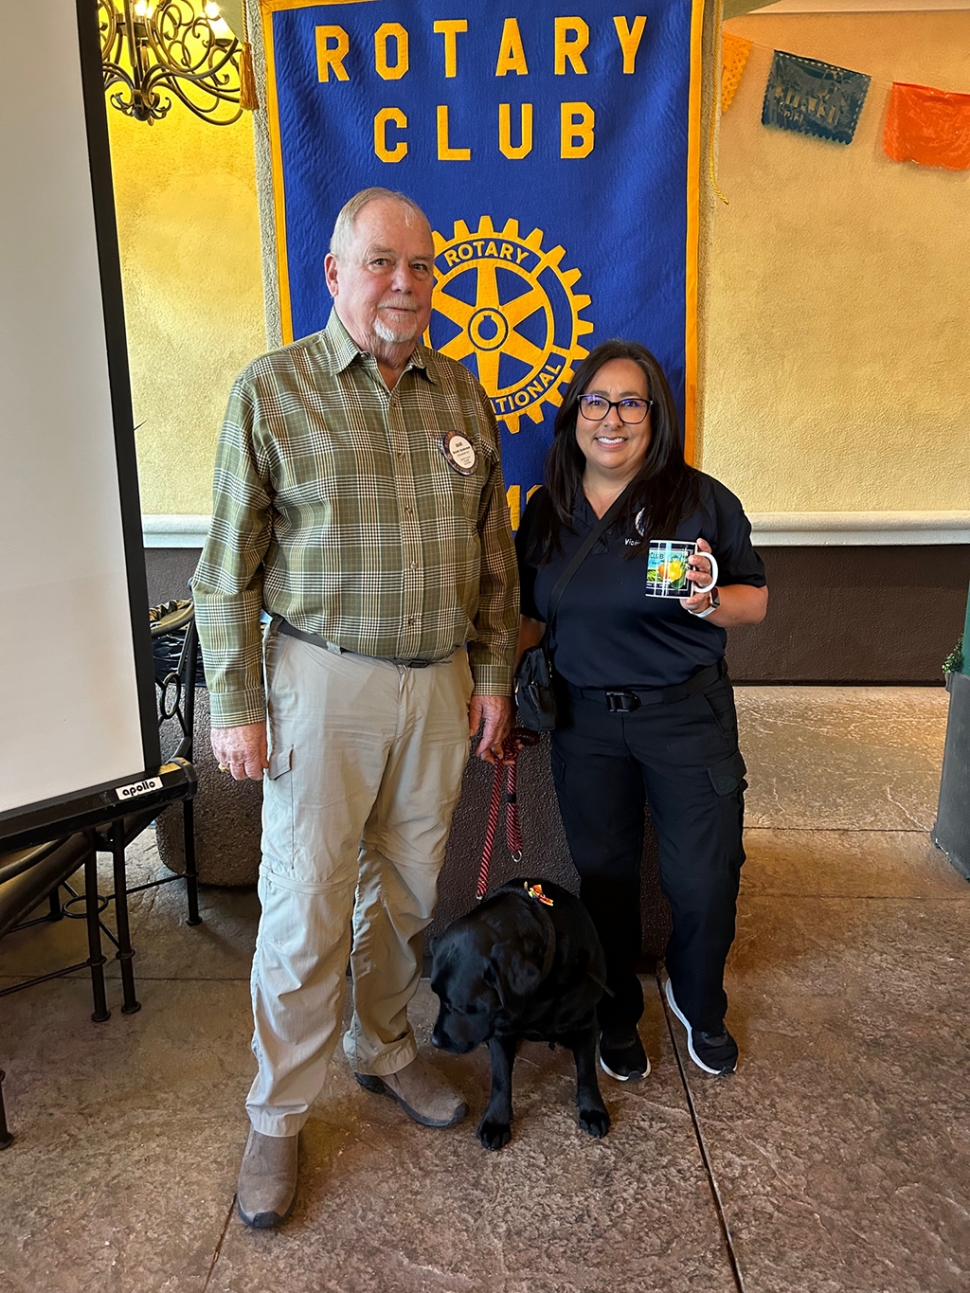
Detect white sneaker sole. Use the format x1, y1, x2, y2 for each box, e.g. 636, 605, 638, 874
598, 1053, 651, 1082
664, 979, 728, 1075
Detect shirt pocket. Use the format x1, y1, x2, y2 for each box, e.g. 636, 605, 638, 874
426, 444, 488, 528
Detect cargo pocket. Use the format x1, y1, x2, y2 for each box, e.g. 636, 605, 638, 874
262, 746, 294, 869
708, 750, 747, 877
703, 684, 739, 741
267, 747, 292, 781
708, 749, 747, 796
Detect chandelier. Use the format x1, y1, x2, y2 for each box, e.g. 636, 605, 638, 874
99, 0, 258, 125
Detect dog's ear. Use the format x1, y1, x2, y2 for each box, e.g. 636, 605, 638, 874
486, 943, 544, 1006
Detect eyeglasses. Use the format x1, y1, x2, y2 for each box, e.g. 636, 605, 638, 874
578, 395, 654, 424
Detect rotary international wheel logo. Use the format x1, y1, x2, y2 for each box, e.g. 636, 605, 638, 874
427, 217, 594, 434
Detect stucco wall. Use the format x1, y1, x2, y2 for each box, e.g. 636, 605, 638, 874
109, 9, 968, 520
106, 106, 265, 516
701, 11, 970, 512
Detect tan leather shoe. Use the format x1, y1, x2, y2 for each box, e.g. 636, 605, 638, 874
236, 1127, 299, 1228
355, 1055, 467, 1128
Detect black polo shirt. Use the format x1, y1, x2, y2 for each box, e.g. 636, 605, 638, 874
516, 473, 766, 689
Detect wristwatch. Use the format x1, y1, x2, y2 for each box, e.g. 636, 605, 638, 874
689, 586, 720, 618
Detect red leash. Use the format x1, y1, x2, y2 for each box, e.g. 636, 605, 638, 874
476, 728, 540, 900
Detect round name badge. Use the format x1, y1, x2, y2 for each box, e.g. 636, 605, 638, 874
440, 431, 477, 475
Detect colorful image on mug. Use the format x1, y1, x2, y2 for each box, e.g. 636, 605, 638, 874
645, 542, 693, 596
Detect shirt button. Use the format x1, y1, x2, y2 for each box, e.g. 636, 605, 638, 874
410, 561, 417, 572
407, 616, 416, 626
405, 505, 413, 515
398, 451, 406, 460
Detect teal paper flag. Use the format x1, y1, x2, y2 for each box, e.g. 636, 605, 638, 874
763, 50, 870, 145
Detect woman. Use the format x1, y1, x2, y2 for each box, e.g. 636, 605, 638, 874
516, 340, 767, 1081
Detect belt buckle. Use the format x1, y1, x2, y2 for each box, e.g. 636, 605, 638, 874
605, 690, 639, 713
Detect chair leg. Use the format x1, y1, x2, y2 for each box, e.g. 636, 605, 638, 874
109, 821, 140, 1015
82, 835, 110, 1023
182, 798, 202, 927
0, 1070, 13, 1150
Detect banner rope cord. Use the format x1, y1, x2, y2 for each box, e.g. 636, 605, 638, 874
719, 31, 950, 95
710, 0, 730, 205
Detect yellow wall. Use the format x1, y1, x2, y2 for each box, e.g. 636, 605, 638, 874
701, 12, 970, 512
107, 106, 265, 515
112, 13, 968, 518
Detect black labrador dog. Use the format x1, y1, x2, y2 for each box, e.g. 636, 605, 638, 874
430, 877, 610, 1150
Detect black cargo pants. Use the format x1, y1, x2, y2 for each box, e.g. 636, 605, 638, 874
550, 664, 747, 1035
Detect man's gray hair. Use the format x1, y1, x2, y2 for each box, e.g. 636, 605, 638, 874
329, 188, 431, 260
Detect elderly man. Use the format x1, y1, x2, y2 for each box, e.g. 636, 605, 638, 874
193, 188, 518, 1228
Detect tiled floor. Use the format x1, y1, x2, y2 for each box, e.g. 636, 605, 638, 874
1, 687, 967, 1293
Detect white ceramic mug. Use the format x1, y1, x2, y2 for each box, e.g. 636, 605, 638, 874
644, 540, 718, 599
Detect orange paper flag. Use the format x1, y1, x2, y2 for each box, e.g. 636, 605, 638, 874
884, 82, 970, 171
722, 32, 753, 113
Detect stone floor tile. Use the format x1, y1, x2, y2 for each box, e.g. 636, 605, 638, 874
669, 895, 970, 1293
737, 687, 950, 831
741, 829, 967, 898
209, 981, 735, 1293
0, 976, 253, 1293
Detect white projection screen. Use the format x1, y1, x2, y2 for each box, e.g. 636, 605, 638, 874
0, 0, 162, 840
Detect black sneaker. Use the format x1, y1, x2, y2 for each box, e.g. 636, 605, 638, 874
599, 1029, 650, 1081
665, 979, 738, 1075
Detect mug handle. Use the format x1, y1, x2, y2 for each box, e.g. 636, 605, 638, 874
688, 547, 718, 595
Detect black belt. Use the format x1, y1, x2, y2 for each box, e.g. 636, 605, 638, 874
565, 660, 726, 713
275, 618, 437, 668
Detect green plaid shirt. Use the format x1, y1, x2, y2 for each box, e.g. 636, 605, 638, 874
193, 312, 519, 727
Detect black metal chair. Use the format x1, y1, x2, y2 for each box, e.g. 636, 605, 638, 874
0, 601, 203, 1146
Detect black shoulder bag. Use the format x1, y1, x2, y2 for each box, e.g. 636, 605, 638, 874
514, 484, 635, 731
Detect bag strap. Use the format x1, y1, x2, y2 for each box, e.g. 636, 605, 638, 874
545, 480, 637, 629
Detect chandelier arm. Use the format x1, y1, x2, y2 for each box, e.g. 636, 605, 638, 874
141, 62, 241, 110
102, 62, 136, 89
150, 3, 239, 77
101, 0, 246, 126
152, 73, 244, 124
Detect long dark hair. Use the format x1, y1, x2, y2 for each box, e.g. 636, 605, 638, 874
531, 339, 700, 561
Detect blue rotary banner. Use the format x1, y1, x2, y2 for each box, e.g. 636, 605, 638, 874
263, 0, 702, 526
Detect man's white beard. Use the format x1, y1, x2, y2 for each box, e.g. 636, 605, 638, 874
373, 315, 420, 345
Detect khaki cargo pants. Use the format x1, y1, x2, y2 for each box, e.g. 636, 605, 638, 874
246, 626, 473, 1137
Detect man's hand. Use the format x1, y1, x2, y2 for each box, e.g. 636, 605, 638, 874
469, 695, 513, 764
211, 722, 269, 781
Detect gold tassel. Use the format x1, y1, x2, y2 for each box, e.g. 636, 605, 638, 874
239, 41, 259, 111
708, 0, 729, 205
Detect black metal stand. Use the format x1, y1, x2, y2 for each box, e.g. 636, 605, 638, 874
109, 820, 140, 1015
180, 617, 202, 926
83, 832, 111, 1023
0, 1070, 13, 1150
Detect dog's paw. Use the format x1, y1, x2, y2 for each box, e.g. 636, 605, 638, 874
477, 1117, 512, 1151
578, 1106, 610, 1139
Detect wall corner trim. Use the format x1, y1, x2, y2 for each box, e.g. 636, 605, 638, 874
143, 515, 211, 548
747, 512, 970, 546
141, 511, 970, 550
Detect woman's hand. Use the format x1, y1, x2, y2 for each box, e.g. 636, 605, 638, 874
679, 538, 769, 626
679, 538, 717, 614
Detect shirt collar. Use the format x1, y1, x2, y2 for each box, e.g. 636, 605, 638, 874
324, 309, 435, 383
